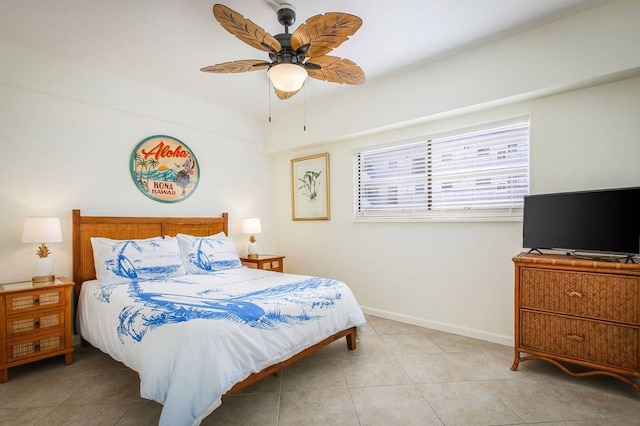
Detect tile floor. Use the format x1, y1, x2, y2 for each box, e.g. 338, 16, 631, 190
1, 315, 639, 425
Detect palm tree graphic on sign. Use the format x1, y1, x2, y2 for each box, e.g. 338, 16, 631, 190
298, 170, 322, 201
134, 154, 160, 193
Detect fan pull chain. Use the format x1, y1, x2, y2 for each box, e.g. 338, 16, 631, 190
268, 79, 272, 123
303, 84, 306, 131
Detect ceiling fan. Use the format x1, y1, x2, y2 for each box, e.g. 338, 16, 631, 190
200, 3, 365, 100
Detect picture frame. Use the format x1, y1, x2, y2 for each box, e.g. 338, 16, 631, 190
291, 153, 330, 221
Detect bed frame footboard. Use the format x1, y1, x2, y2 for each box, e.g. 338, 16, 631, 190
222, 326, 357, 398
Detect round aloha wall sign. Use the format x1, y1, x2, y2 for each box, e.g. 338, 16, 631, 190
130, 135, 200, 203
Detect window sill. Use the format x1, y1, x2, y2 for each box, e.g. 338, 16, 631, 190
353, 215, 523, 223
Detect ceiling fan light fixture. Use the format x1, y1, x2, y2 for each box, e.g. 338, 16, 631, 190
268, 63, 308, 92
203, 4, 364, 100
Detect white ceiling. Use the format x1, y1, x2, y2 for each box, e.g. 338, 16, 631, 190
0, 0, 613, 120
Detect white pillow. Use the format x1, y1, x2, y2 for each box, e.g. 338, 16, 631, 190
165, 231, 225, 240
176, 233, 241, 273
91, 236, 186, 285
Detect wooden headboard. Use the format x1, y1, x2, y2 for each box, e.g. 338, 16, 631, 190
72, 209, 228, 301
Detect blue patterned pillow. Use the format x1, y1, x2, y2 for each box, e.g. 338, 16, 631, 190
91, 236, 186, 285
176, 233, 242, 273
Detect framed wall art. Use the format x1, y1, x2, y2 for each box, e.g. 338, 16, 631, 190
291, 153, 330, 220
130, 135, 199, 203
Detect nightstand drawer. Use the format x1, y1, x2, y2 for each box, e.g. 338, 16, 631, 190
241, 255, 285, 273
520, 268, 639, 324
5, 288, 65, 315
6, 309, 65, 339
6, 331, 65, 363
520, 310, 639, 370
245, 260, 282, 271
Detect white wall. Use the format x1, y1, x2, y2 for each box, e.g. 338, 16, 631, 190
273, 76, 640, 346
530, 79, 640, 193
0, 45, 275, 284
269, 0, 640, 346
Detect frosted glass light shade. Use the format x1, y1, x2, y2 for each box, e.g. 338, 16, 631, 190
268, 64, 308, 92
22, 217, 63, 243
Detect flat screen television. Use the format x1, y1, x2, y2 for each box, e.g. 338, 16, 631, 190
522, 187, 640, 257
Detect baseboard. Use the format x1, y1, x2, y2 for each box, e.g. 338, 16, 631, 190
360, 306, 514, 347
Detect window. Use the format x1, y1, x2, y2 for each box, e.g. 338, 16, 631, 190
354, 118, 529, 220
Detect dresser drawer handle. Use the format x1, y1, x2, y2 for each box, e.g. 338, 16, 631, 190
34, 321, 41, 328
34, 298, 40, 305
566, 291, 583, 298
566, 334, 584, 342
34, 344, 41, 351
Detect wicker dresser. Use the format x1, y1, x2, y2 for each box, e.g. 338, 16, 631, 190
511, 253, 640, 390
0, 277, 74, 382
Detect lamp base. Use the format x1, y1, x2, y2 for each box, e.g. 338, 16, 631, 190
32, 275, 55, 284
247, 241, 259, 259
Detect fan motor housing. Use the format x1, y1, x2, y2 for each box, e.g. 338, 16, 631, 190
271, 33, 302, 65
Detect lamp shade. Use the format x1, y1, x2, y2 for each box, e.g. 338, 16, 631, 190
22, 217, 63, 243
242, 218, 262, 235
268, 64, 308, 92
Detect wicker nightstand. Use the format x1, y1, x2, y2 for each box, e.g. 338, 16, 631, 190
0, 277, 74, 383
240, 255, 285, 273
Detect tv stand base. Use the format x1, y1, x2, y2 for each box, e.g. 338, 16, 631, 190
511, 353, 640, 391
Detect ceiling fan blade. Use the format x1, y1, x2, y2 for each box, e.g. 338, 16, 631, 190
274, 87, 301, 100
291, 12, 362, 57
306, 56, 365, 85
213, 4, 281, 53
201, 60, 270, 73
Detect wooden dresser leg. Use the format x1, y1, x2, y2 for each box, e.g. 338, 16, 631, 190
510, 350, 520, 371
0, 368, 8, 383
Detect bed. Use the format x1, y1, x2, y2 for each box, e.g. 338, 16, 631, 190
72, 209, 366, 426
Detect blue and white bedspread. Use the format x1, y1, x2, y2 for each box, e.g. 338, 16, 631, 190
77, 267, 366, 426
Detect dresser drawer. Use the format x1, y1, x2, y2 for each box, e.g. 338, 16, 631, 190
6, 331, 65, 363
5, 288, 65, 315
520, 310, 639, 370
5, 309, 65, 339
520, 268, 639, 324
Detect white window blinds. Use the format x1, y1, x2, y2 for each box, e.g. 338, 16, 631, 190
354, 118, 530, 220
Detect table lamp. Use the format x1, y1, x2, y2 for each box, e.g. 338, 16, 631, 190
22, 217, 63, 283
242, 218, 262, 259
